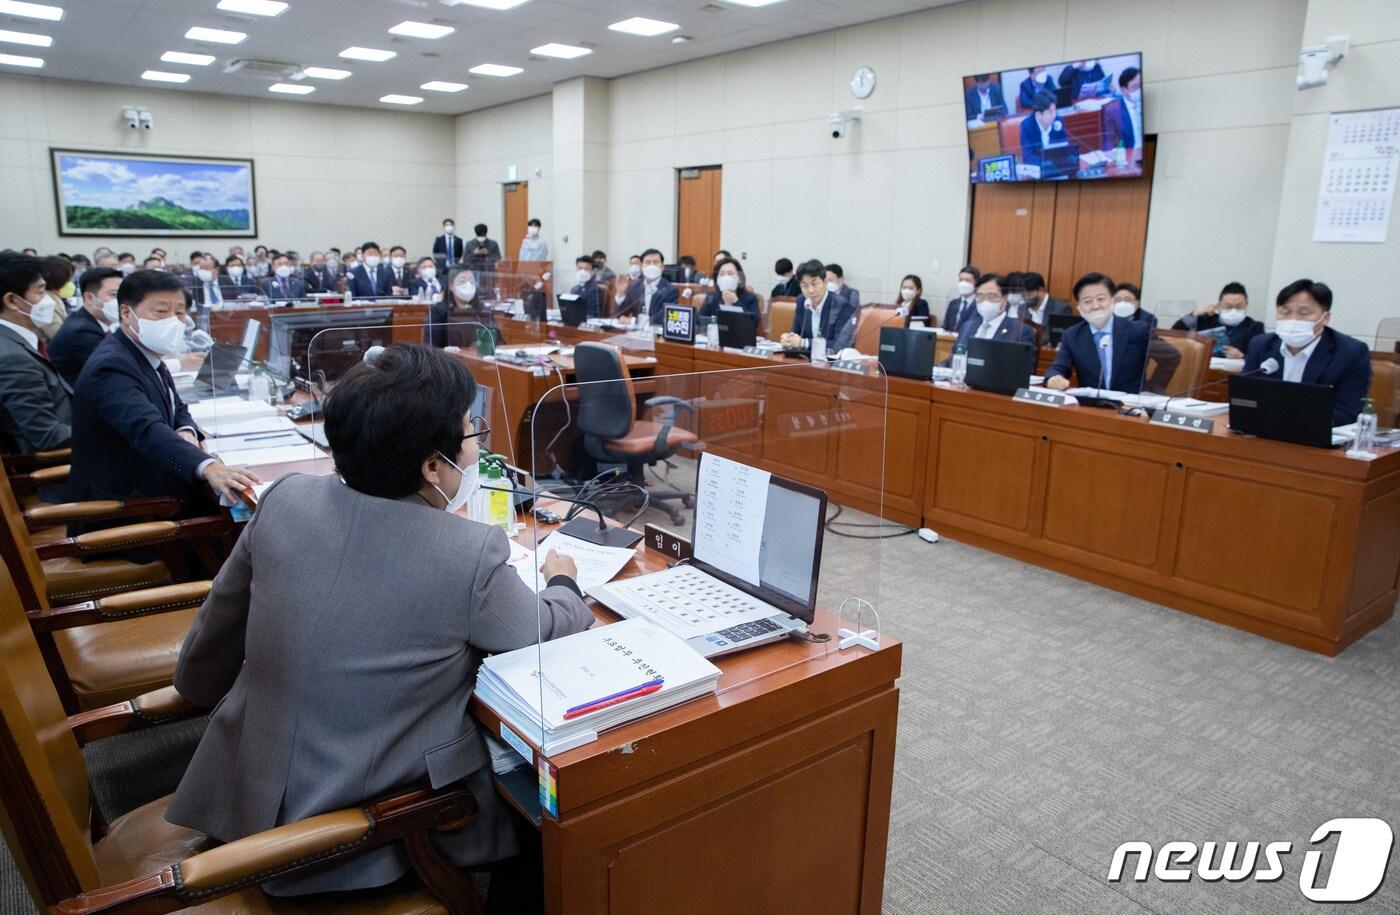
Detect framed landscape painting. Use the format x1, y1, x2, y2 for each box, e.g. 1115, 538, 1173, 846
50, 149, 257, 237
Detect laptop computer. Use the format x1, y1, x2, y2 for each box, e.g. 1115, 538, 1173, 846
1228, 375, 1336, 448
192, 342, 248, 396
557, 294, 587, 327
877, 326, 936, 380
965, 336, 1036, 395
589, 453, 827, 659
717, 310, 757, 349
1046, 313, 1083, 347
1040, 142, 1081, 179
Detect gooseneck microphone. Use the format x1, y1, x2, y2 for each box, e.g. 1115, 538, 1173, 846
474, 466, 644, 549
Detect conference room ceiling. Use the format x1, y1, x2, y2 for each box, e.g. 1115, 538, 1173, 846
12, 0, 963, 115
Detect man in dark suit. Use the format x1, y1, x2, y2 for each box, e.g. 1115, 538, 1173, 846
386, 245, 413, 294
431, 218, 465, 269
302, 251, 336, 294
1172, 281, 1266, 358
780, 259, 856, 353
409, 256, 444, 301
674, 255, 705, 285
347, 242, 395, 298
1242, 278, 1372, 426
69, 270, 259, 522
770, 258, 800, 298
824, 263, 861, 312
259, 253, 306, 301
1018, 66, 1057, 110
1018, 271, 1072, 340
615, 248, 679, 323
566, 255, 603, 320
49, 266, 122, 385
964, 74, 1006, 120
1057, 60, 1105, 100
1019, 91, 1069, 168
941, 265, 981, 330
1045, 272, 1152, 394
463, 224, 501, 274
947, 273, 1038, 356
0, 252, 72, 454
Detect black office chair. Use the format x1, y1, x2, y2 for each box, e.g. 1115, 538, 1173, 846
572, 342, 700, 524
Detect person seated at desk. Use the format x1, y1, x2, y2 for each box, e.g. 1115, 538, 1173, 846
68, 270, 259, 526
1019, 91, 1069, 169
675, 255, 705, 285
825, 263, 860, 312
260, 253, 306, 301
1108, 67, 1144, 161
965, 73, 1006, 120
387, 245, 413, 295
615, 248, 679, 323
941, 265, 980, 330
410, 256, 444, 303
1045, 272, 1152, 394
896, 274, 931, 326
302, 250, 337, 295
0, 252, 72, 456
1017, 271, 1071, 335
1111, 283, 1157, 327
1243, 278, 1372, 426
699, 257, 759, 321
220, 255, 258, 300
164, 343, 591, 907
35, 256, 73, 343
945, 272, 1037, 358
348, 241, 395, 298
625, 254, 642, 283
1172, 282, 1264, 358
567, 254, 602, 319
1111, 283, 1182, 393
1018, 65, 1057, 111
429, 268, 485, 348
50, 265, 121, 386
771, 257, 800, 299
780, 259, 856, 353
187, 254, 226, 310
1057, 59, 1105, 100
592, 250, 616, 287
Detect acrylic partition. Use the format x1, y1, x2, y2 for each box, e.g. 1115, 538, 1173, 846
490, 353, 895, 788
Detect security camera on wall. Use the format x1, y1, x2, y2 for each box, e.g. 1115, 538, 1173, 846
122, 106, 141, 129
828, 107, 863, 139
1297, 34, 1348, 90
139, 110, 154, 130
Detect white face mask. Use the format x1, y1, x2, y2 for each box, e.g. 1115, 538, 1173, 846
135, 315, 185, 354
443, 224, 455, 235
642, 264, 662, 281
1276, 318, 1320, 348
228, 265, 245, 280
195, 268, 213, 283
99, 296, 120, 325
274, 265, 294, 278
1218, 308, 1246, 327
14, 294, 55, 327
432, 453, 479, 514
391, 256, 406, 269
575, 269, 592, 285
120, 263, 136, 275
717, 274, 740, 293
454, 282, 477, 300
1082, 307, 1113, 330
826, 281, 841, 296
975, 300, 1002, 322
364, 255, 381, 269
956, 280, 975, 297
628, 264, 642, 279
1006, 293, 1023, 308
900, 287, 917, 301
1112, 301, 1137, 318
419, 266, 437, 280
527, 226, 539, 238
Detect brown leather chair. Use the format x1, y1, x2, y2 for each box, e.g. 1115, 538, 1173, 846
0, 560, 486, 915
853, 306, 905, 356
998, 116, 1022, 156
766, 297, 797, 341
1147, 329, 1211, 397
0, 466, 229, 713
1370, 353, 1399, 427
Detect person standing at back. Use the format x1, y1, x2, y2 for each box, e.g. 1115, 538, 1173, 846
518, 218, 548, 261
433, 218, 465, 269
465, 224, 502, 273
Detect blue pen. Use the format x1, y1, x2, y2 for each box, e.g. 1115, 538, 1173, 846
565, 678, 664, 717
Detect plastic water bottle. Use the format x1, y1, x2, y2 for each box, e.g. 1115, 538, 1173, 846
1347, 397, 1378, 459
950, 343, 968, 385
810, 326, 827, 362
706, 321, 720, 346
485, 465, 513, 532
249, 365, 270, 404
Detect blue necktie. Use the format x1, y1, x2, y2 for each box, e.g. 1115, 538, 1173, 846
1093, 330, 1111, 388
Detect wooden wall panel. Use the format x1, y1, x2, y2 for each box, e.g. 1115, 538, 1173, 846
503, 181, 528, 258
677, 166, 722, 265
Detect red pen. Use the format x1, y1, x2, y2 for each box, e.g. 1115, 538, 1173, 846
562, 682, 664, 720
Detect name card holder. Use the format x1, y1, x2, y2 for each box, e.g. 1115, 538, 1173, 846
1150, 411, 1216, 434
644, 523, 692, 562
1014, 387, 1070, 407
831, 359, 867, 375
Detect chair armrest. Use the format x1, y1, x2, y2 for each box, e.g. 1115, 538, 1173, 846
52, 787, 482, 915
1, 447, 70, 471
643, 395, 695, 414
8, 463, 69, 496
67, 687, 204, 745
28, 580, 211, 633
36, 517, 231, 560
24, 497, 181, 531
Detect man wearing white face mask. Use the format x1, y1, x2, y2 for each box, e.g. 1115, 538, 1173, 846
824, 264, 860, 312
1045, 271, 1152, 394
1243, 278, 1372, 426
68, 270, 261, 524
615, 248, 679, 323
410, 256, 443, 304
941, 265, 982, 330
518, 218, 548, 261
348, 241, 394, 299
188, 254, 224, 310
0, 252, 73, 454
261, 254, 306, 302
942, 273, 1037, 362
568, 255, 602, 319
50, 266, 123, 386
387, 245, 412, 295
1171, 282, 1264, 358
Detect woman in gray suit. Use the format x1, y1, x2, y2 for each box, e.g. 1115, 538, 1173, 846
166, 343, 591, 910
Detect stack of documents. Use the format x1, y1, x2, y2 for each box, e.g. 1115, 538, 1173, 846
507, 531, 636, 593
475, 618, 721, 756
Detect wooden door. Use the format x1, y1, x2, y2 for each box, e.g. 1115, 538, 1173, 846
969, 138, 1155, 302
676, 166, 722, 264
502, 181, 528, 259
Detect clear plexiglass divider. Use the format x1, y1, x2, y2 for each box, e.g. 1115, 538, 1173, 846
488, 353, 891, 786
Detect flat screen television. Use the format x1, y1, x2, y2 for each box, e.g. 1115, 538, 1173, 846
963, 53, 1143, 183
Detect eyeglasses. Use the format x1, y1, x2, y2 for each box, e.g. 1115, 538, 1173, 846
463, 415, 490, 441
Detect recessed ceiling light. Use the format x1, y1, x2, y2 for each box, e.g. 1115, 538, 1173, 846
389, 20, 454, 39
184, 26, 247, 44
530, 42, 590, 59
302, 66, 350, 80
0, 27, 50, 46
421, 80, 468, 92
452, 0, 531, 9
160, 50, 215, 66
468, 63, 522, 77
141, 69, 191, 83
380, 94, 423, 105
720, 0, 786, 6
269, 82, 314, 94
216, 0, 287, 15
608, 17, 680, 37
0, 1, 62, 22
340, 46, 396, 62
0, 51, 43, 67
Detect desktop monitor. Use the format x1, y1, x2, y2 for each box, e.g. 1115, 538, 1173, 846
965, 337, 1037, 394
716, 311, 757, 349
964, 52, 1144, 184
877, 326, 937, 380
239, 318, 261, 361
1228, 376, 1336, 448
266, 308, 394, 381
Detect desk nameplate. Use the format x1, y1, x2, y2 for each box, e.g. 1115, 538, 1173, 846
1150, 411, 1216, 434
1014, 387, 1070, 407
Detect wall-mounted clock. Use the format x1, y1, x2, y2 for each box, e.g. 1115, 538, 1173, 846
850, 66, 876, 100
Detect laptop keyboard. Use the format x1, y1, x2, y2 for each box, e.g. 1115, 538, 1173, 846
595, 565, 781, 642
